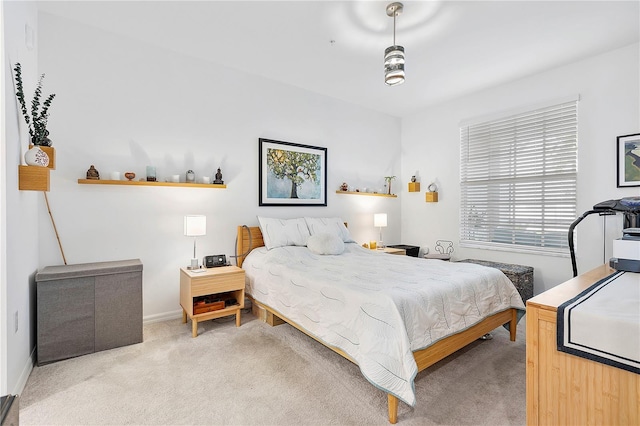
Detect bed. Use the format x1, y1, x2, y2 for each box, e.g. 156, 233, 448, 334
236, 219, 525, 424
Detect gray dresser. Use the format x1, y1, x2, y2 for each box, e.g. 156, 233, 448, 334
35, 259, 143, 365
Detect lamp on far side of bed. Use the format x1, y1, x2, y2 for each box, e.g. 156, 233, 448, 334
374, 213, 387, 249
184, 215, 206, 269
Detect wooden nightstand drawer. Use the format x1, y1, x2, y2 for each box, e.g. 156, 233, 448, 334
190, 272, 244, 296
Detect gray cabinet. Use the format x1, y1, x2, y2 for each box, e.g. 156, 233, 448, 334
35, 259, 143, 365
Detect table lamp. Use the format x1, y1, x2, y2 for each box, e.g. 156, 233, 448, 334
184, 215, 206, 269
374, 213, 387, 249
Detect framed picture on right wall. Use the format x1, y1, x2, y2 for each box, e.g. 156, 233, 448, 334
617, 133, 640, 187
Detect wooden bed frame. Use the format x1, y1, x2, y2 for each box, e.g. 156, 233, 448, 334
236, 225, 518, 424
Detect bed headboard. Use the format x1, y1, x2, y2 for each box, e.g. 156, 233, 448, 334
235, 222, 349, 268
236, 225, 265, 267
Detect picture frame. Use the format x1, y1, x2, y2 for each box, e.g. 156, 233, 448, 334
617, 133, 640, 187
259, 138, 327, 206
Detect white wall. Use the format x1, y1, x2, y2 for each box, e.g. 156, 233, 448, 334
36, 13, 402, 321
3, 1, 40, 395
1, 0, 5, 396
401, 43, 640, 295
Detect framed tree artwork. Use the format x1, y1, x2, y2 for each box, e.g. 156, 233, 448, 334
617, 133, 640, 187
259, 138, 327, 206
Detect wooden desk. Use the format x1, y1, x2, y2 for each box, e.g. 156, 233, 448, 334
526, 264, 639, 425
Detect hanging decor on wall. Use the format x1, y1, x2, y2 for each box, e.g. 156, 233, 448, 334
617, 133, 640, 187
259, 138, 327, 206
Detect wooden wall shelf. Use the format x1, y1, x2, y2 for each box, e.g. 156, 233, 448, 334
425, 192, 438, 202
335, 190, 397, 198
19, 165, 50, 191
77, 179, 227, 189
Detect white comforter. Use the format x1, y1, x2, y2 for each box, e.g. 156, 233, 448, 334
242, 243, 525, 406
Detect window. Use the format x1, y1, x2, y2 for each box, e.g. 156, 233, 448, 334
460, 98, 578, 255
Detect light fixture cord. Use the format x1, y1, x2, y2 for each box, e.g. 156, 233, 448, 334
393, 9, 397, 45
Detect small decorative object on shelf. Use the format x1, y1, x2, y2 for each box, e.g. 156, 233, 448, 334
28, 145, 56, 169
186, 169, 195, 183
426, 182, 438, 202
384, 175, 396, 195
24, 145, 50, 167
411, 175, 416, 182
213, 167, 223, 184
86, 165, 100, 180
13, 62, 56, 147
124, 172, 135, 181
340, 182, 348, 191
146, 166, 156, 182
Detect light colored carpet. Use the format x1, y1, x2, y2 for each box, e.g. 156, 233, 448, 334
19, 310, 526, 425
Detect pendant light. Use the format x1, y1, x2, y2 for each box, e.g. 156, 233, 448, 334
384, 2, 405, 86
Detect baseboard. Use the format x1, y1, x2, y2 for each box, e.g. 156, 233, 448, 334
143, 309, 182, 325
12, 347, 34, 395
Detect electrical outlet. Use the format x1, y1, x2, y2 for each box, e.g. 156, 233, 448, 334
14, 311, 18, 333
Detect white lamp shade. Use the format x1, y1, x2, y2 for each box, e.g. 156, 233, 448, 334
374, 213, 388, 228
184, 215, 207, 236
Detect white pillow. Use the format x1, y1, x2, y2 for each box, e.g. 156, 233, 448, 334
257, 217, 311, 250
307, 233, 345, 255
304, 217, 355, 243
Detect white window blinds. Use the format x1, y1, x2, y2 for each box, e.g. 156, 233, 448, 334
460, 99, 578, 255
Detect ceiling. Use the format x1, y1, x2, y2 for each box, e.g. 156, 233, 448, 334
37, 1, 640, 118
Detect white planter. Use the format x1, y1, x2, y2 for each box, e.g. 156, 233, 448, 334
24, 145, 50, 167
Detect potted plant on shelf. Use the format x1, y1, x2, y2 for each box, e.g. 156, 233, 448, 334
13, 62, 56, 167
384, 175, 396, 195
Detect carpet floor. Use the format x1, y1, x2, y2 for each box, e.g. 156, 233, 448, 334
19, 310, 526, 425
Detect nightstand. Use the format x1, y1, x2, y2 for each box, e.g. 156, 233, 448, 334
386, 244, 420, 257
179, 266, 245, 337
383, 247, 406, 255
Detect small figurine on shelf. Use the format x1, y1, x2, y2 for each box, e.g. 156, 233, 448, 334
86, 165, 100, 180
186, 170, 195, 183
340, 182, 348, 191
213, 167, 224, 184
